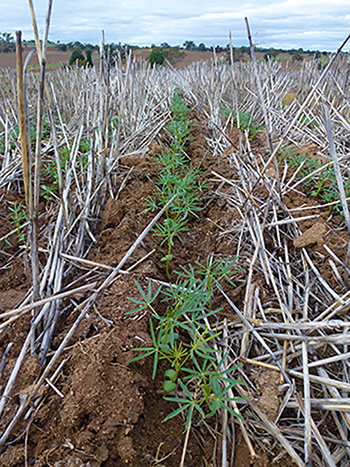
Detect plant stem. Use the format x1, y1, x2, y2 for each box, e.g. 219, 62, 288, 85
179, 416, 192, 467
16, 31, 31, 216
166, 242, 172, 280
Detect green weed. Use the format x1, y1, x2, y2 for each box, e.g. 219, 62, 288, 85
6, 202, 29, 243
284, 147, 350, 214
42, 138, 90, 202
0, 114, 51, 155
298, 114, 319, 128
221, 106, 262, 140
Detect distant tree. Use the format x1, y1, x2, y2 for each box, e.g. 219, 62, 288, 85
314, 50, 321, 59
69, 48, 85, 66
85, 49, 93, 67
0, 32, 15, 53
183, 40, 197, 51
149, 49, 165, 66
230, 47, 244, 62
162, 47, 186, 65
239, 46, 250, 55
290, 48, 304, 62
198, 43, 206, 52
264, 48, 279, 61
58, 43, 67, 51
292, 51, 303, 62
84, 43, 97, 51
72, 41, 83, 50
160, 42, 171, 49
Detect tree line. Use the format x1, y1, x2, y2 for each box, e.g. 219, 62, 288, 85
0, 32, 338, 67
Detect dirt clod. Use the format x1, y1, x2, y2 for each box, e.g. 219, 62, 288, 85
293, 221, 327, 249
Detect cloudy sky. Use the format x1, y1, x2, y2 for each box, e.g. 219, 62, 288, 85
2, 0, 350, 51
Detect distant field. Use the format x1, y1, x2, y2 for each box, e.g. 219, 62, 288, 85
0, 49, 73, 69
0, 47, 309, 72
134, 49, 224, 68
0, 48, 226, 70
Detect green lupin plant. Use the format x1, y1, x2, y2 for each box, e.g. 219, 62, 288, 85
126, 255, 245, 432
145, 89, 207, 278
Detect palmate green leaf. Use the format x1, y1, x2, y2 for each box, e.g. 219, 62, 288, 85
164, 314, 194, 339
212, 353, 245, 382
168, 325, 180, 347
208, 397, 246, 419
210, 375, 221, 395
158, 150, 187, 172
171, 194, 202, 219
214, 376, 245, 386
161, 341, 189, 371
143, 196, 159, 212
157, 313, 187, 347
157, 170, 181, 191
126, 280, 162, 314
195, 255, 241, 285
208, 374, 245, 402
215, 364, 246, 385
191, 307, 223, 326
149, 319, 161, 379
175, 263, 196, 281
1, 238, 13, 248
214, 366, 243, 380
161, 274, 205, 304
128, 319, 162, 380
159, 321, 179, 348
207, 369, 246, 418
184, 405, 195, 432
159, 326, 179, 345
153, 217, 188, 245
189, 327, 221, 359
178, 378, 195, 400
182, 353, 216, 381
164, 379, 206, 431
159, 343, 171, 352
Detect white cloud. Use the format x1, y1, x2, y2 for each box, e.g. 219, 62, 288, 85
1, 0, 349, 51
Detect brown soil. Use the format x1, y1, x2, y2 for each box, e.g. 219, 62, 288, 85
0, 117, 344, 466
0, 50, 74, 69
0, 47, 306, 73
0, 49, 221, 71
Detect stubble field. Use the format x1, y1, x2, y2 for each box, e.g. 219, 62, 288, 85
0, 51, 349, 467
